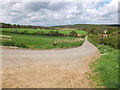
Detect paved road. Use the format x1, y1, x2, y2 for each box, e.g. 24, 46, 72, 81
2, 39, 100, 88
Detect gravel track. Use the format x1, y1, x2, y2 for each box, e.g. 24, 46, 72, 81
2, 39, 100, 88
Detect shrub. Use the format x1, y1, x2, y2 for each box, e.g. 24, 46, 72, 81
54, 31, 60, 36
69, 31, 77, 37
88, 34, 120, 49
55, 40, 84, 48
59, 33, 64, 36
11, 30, 19, 33
33, 32, 37, 35
37, 31, 45, 35
48, 31, 54, 36
2, 40, 27, 48
2, 40, 15, 46
15, 43, 28, 48
21, 30, 28, 34
80, 35, 86, 38
48, 31, 61, 36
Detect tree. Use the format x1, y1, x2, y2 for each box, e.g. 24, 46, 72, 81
69, 31, 77, 37
48, 31, 54, 36
36, 31, 45, 35
21, 30, 28, 34
12, 29, 19, 33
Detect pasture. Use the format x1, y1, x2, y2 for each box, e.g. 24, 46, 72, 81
1, 28, 87, 35
1, 32, 84, 49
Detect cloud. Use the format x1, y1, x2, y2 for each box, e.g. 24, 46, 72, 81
23, 2, 50, 11
0, 0, 119, 26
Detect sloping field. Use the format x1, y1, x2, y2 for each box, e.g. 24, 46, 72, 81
1, 32, 84, 49
1, 28, 87, 35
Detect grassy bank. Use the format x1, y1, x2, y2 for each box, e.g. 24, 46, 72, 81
88, 38, 119, 88
1, 32, 84, 49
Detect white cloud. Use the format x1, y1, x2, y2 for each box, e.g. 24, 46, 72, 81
0, 0, 119, 26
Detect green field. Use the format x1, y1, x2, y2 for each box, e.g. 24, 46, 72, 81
1, 28, 87, 35
1, 32, 84, 49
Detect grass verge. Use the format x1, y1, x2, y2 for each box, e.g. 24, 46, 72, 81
88, 38, 119, 88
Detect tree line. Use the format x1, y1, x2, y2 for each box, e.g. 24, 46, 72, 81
3, 29, 84, 37
0, 22, 54, 30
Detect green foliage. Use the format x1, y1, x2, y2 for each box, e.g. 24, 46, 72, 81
55, 40, 84, 48
48, 31, 62, 36
15, 43, 28, 48
11, 30, 19, 33
69, 31, 77, 37
88, 35, 119, 88
33, 31, 45, 35
88, 34, 101, 44
54, 31, 60, 36
90, 27, 98, 35
88, 34, 119, 49
104, 35, 119, 49
109, 32, 118, 36
80, 35, 86, 38
48, 31, 55, 36
1, 28, 87, 36
21, 30, 28, 34
2, 40, 27, 48
90, 45, 118, 88
2, 40, 15, 46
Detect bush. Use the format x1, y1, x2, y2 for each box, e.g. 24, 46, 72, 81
37, 31, 45, 35
55, 40, 84, 48
11, 30, 19, 33
48, 31, 61, 36
88, 34, 120, 49
2, 40, 27, 48
69, 31, 77, 37
15, 43, 28, 48
33, 31, 45, 35
2, 40, 15, 46
21, 30, 28, 34
48, 31, 54, 36
80, 35, 86, 38
54, 31, 60, 36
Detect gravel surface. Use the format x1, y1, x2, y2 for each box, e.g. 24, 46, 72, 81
2, 39, 100, 88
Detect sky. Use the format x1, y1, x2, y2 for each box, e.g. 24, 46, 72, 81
0, 0, 119, 26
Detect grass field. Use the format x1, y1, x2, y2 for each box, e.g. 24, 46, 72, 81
1, 32, 84, 49
1, 28, 87, 35
88, 38, 118, 88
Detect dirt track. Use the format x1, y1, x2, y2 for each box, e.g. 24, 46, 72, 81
2, 39, 100, 88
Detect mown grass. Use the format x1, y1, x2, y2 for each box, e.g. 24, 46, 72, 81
1, 28, 87, 35
1, 32, 84, 49
89, 38, 119, 88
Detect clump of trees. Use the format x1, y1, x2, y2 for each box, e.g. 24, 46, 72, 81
21, 30, 28, 34
69, 31, 77, 37
48, 31, 61, 36
33, 31, 45, 35
88, 33, 120, 49
11, 30, 29, 34
1, 22, 53, 30
11, 30, 19, 34
33, 31, 64, 36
